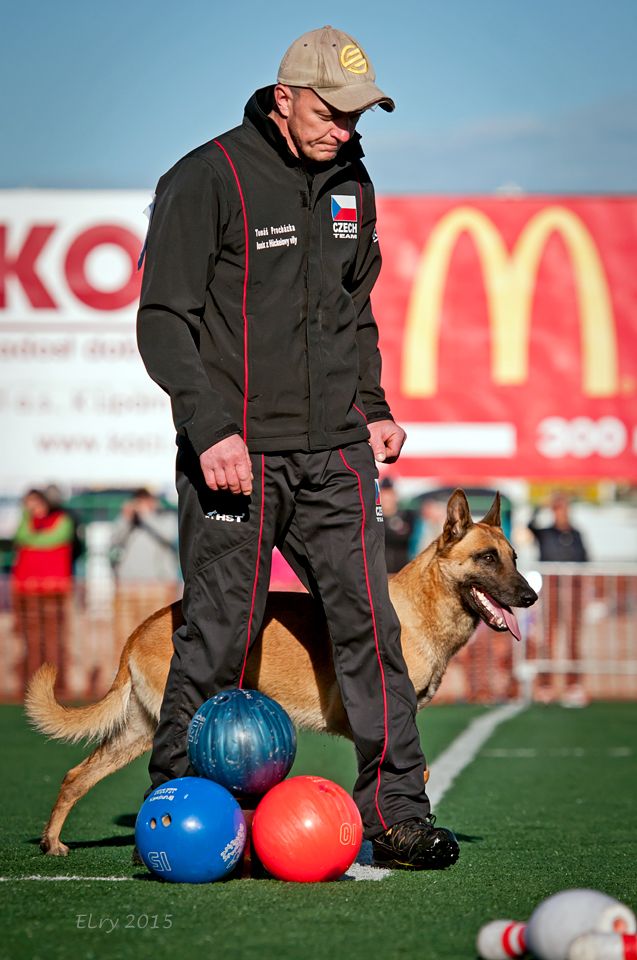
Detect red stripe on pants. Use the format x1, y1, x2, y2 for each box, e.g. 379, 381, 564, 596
239, 454, 265, 688
338, 448, 389, 831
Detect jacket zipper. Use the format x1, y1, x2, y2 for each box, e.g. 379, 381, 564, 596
301, 169, 313, 441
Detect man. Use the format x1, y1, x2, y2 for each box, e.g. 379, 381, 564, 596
137, 25, 459, 870
528, 493, 589, 704
110, 488, 179, 646
110, 489, 178, 583
378, 477, 416, 574
528, 494, 589, 564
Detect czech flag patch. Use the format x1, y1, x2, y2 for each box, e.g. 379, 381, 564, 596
331, 195, 357, 222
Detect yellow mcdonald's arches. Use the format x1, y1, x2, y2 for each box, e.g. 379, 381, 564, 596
402, 206, 618, 398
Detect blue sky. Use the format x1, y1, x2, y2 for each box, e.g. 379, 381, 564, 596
2, 0, 636, 193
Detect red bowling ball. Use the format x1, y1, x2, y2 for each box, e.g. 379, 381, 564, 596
251, 775, 363, 882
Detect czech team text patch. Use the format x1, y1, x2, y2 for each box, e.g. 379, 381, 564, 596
331, 195, 358, 240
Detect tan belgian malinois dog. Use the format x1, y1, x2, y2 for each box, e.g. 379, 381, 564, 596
26, 489, 537, 856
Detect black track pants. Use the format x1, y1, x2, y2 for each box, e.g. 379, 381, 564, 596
147, 440, 430, 837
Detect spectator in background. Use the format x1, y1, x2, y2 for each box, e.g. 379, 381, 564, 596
528, 493, 589, 563
11, 488, 74, 697
528, 493, 589, 706
110, 489, 179, 645
111, 489, 179, 583
411, 496, 448, 558
379, 478, 416, 574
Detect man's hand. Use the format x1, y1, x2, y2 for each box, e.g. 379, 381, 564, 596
200, 435, 253, 495
368, 419, 407, 464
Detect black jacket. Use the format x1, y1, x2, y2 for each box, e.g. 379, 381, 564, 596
137, 86, 392, 456
528, 511, 589, 562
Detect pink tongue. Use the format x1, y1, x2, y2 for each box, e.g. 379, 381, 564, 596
483, 591, 522, 641
502, 606, 522, 642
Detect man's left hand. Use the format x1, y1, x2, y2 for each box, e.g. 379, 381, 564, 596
368, 419, 407, 464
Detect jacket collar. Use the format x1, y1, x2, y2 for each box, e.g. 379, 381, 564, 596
243, 86, 365, 171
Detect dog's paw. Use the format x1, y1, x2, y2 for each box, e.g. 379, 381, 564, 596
41, 837, 69, 856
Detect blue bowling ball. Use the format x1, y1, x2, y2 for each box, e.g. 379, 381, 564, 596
135, 777, 246, 883
187, 688, 297, 796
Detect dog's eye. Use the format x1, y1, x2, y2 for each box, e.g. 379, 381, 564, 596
482, 553, 496, 564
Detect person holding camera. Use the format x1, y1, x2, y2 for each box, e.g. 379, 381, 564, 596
110, 489, 179, 644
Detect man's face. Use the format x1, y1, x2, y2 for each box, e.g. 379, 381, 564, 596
276, 86, 362, 162
552, 499, 570, 527
25, 493, 48, 519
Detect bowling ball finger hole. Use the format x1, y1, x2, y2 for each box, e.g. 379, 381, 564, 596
150, 818, 157, 829
161, 814, 171, 827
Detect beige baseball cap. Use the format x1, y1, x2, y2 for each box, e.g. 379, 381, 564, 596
277, 26, 395, 114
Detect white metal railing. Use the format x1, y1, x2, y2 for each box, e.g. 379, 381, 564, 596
513, 563, 637, 703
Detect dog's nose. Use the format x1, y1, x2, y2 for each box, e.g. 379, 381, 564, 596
520, 588, 538, 607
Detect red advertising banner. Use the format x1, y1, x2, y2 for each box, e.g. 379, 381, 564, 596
374, 198, 637, 480
1, 193, 636, 488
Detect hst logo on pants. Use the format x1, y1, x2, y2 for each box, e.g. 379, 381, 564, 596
374, 479, 384, 522
331, 195, 358, 240
204, 510, 248, 523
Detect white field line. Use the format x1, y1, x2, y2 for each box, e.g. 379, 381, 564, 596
483, 746, 632, 759
2, 704, 525, 884
426, 702, 526, 809
343, 861, 389, 881
0, 875, 133, 882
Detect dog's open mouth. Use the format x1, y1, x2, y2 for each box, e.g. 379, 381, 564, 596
471, 587, 522, 641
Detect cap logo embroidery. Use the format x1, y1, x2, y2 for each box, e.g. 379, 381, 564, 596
340, 44, 368, 74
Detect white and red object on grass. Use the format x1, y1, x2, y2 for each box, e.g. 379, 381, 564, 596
476, 919, 527, 959
568, 932, 637, 960
477, 890, 636, 960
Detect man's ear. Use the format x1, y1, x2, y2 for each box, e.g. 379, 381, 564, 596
481, 492, 501, 528
441, 489, 473, 544
273, 83, 294, 118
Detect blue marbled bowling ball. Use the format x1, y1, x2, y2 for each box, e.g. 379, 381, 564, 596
187, 688, 297, 796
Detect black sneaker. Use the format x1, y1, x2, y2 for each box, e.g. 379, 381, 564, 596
372, 815, 459, 870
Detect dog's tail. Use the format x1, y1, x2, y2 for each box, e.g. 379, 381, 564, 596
24, 654, 133, 745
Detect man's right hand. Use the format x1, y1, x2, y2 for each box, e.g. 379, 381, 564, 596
199, 435, 253, 495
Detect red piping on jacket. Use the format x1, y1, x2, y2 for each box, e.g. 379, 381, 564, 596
239, 454, 265, 688
338, 447, 389, 832
213, 140, 250, 442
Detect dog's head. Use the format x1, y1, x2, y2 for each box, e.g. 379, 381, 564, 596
437, 489, 537, 640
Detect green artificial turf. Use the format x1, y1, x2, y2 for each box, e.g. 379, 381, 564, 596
1, 702, 635, 960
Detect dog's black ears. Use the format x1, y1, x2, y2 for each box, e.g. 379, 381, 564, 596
481, 492, 502, 528
442, 489, 473, 544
